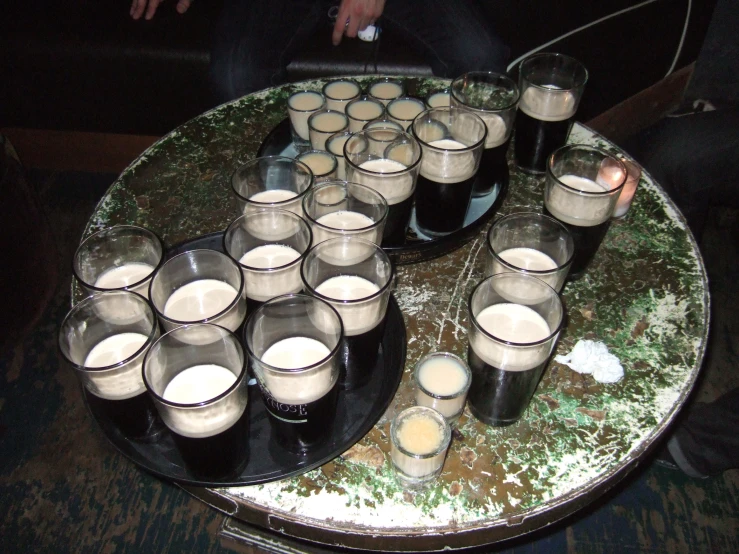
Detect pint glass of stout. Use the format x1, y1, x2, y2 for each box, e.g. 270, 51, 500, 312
544, 145, 626, 279
467, 273, 564, 426
223, 209, 312, 313
287, 90, 326, 151
486, 212, 575, 293
451, 72, 519, 197
514, 53, 588, 174
301, 236, 393, 389
59, 290, 161, 439
344, 128, 422, 247
143, 324, 249, 479
302, 181, 388, 246
412, 106, 487, 237
231, 156, 314, 217
245, 294, 343, 454
73, 225, 163, 299
149, 249, 247, 334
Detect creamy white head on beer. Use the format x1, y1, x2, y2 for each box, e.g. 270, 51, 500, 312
84, 332, 149, 399
315, 275, 383, 335
313, 210, 378, 245
520, 85, 577, 122
420, 139, 477, 183
239, 244, 303, 302
94, 262, 155, 290
355, 158, 414, 205
547, 174, 614, 227
164, 279, 239, 322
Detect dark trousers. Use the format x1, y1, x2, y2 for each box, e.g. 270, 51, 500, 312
209, 0, 509, 103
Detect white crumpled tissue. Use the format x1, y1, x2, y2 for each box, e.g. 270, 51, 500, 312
554, 340, 624, 384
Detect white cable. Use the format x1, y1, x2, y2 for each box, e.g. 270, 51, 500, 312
506, 0, 659, 73
665, 0, 692, 77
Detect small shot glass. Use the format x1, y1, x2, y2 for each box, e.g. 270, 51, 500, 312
322, 79, 361, 112
296, 149, 338, 182
387, 96, 426, 131
149, 249, 247, 334
326, 131, 353, 180
390, 406, 451, 488
223, 209, 312, 313
73, 225, 163, 299
231, 156, 314, 217
346, 95, 386, 133
287, 90, 326, 151
425, 88, 450, 109
308, 109, 349, 150
414, 352, 472, 424
302, 181, 388, 246
368, 77, 406, 106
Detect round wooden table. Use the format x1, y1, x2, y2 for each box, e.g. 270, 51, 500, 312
78, 77, 709, 551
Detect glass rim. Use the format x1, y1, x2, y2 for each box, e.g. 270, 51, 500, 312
450, 72, 520, 112
343, 129, 422, 174
307, 108, 350, 134
244, 293, 345, 375
467, 274, 564, 347
386, 96, 427, 122
520, 52, 589, 90
363, 118, 404, 132
230, 155, 314, 204
149, 249, 246, 326
142, 323, 247, 409
412, 106, 488, 153
300, 236, 394, 305
296, 149, 339, 178
301, 181, 389, 232
224, 210, 313, 273
391, 406, 451, 459
547, 145, 627, 196
72, 224, 164, 293
345, 96, 385, 122
367, 77, 406, 100
287, 89, 326, 113
321, 78, 361, 102
486, 212, 575, 272
59, 290, 159, 373
414, 351, 472, 400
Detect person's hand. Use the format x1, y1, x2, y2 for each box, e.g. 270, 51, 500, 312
130, 0, 192, 21
332, 0, 386, 46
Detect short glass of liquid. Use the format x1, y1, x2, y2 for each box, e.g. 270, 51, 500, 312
544, 145, 626, 279
411, 106, 487, 237
326, 131, 353, 180
301, 236, 393, 389
223, 209, 312, 313
387, 96, 426, 131
414, 352, 472, 424
344, 128, 421, 247
296, 149, 338, 182
514, 52, 588, 174
59, 290, 161, 439
322, 79, 361, 112
143, 323, 249, 479
245, 294, 343, 454
390, 406, 451, 488
451, 72, 519, 197
425, 88, 450, 109
302, 181, 388, 246
231, 156, 314, 217
346, 95, 385, 133
287, 89, 326, 151
467, 273, 564, 426
73, 225, 163, 299
486, 212, 574, 292
308, 109, 349, 150
368, 77, 406, 106
149, 249, 247, 333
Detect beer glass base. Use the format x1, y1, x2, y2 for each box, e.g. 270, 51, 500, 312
514, 163, 546, 175
469, 403, 521, 427
416, 225, 458, 239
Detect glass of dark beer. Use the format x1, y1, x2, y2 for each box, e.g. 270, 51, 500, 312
143, 323, 249, 479
411, 106, 487, 237
302, 181, 388, 246
344, 128, 422, 247
245, 294, 343, 454
223, 209, 312, 313
467, 273, 564, 426
301, 236, 393, 390
73, 225, 163, 299
231, 156, 314, 218
544, 145, 626, 279
451, 72, 519, 197
486, 212, 575, 293
513, 53, 588, 174
59, 290, 161, 439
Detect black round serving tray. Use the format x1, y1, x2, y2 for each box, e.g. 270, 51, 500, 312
83, 233, 406, 487
258, 118, 507, 265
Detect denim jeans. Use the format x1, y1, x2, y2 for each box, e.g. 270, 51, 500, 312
209, 0, 509, 103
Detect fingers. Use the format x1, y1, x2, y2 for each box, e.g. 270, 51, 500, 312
145, 0, 162, 20
130, 0, 147, 20
176, 0, 191, 14
332, 0, 352, 46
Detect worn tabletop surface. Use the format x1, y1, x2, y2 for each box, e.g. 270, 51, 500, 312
77, 77, 709, 551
